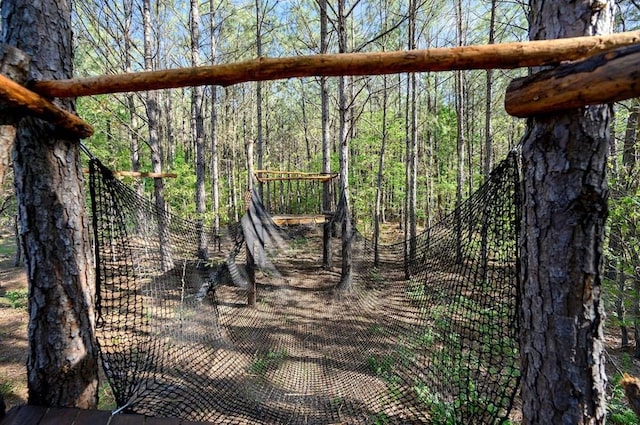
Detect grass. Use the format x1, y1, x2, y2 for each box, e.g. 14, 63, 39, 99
248, 349, 288, 376
0, 289, 28, 309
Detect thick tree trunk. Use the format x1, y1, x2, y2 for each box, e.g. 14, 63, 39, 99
2, 0, 98, 408
519, 1, 613, 423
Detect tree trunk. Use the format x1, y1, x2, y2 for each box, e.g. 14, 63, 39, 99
210, 0, 220, 237
407, 0, 418, 271
336, 0, 352, 291
320, 0, 333, 269
143, 0, 172, 271
374, 76, 388, 268
454, 0, 465, 265
2, 0, 98, 408
191, 0, 207, 260
484, 0, 496, 180
123, 0, 142, 197
255, 0, 264, 198
519, 1, 613, 422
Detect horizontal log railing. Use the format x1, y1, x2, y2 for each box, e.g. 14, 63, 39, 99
0, 73, 93, 138
1, 30, 639, 135
505, 43, 640, 117
28, 31, 640, 98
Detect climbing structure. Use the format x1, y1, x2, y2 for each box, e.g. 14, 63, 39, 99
88, 151, 520, 424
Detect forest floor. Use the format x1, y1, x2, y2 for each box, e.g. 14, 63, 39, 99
1, 226, 640, 423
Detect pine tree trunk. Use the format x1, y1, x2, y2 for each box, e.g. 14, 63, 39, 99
484, 0, 496, 180
374, 76, 388, 268
210, 0, 220, 237
2, 0, 98, 408
191, 0, 207, 260
143, 0, 172, 271
454, 0, 465, 265
320, 0, 333, 269
519, 1, 613, 422
255, 0, 264, 198
408, 0, 418, 270
336, 0, 352, 291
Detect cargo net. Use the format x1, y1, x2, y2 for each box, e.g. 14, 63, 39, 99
88, 151, 520, 424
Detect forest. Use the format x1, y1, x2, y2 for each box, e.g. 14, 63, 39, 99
0, 0, 640, 423
56, 0, 640, 349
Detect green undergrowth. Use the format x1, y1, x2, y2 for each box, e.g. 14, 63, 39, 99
0, 289, 28, 309
609, 372, 640, 425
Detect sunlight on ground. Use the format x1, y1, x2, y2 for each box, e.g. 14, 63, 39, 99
0, 233, 28, 410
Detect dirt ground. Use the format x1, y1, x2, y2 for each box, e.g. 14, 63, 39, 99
1, 227, 640, 422
0, 233, 27, 410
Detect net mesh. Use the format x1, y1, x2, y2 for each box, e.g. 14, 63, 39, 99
88, 151, 521, 424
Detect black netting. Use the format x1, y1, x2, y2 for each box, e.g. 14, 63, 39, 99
88, 152, 521, 424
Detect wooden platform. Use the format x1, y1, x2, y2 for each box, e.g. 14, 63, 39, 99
1, 405, 212, 425
271, 214, 327, 226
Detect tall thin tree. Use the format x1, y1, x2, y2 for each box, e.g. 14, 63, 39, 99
210, 0, 221, 236
191, 0, 207, 260
143, 0, 172, 271
320, 0, 333, 269
335, 0, 353, 291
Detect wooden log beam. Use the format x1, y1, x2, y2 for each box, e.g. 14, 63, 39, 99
30, 31, 640, 98
255, 169, 337, 176
255, 175, 335, 182
0, 73, 93, 138
505, 44, 640, 117
113, 170, 178, 179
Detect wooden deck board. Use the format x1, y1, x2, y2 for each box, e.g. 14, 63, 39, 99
1, 406, 213, 425
271, 214, 327, 226
39, 407, 78, 425
1, 406, 48, 425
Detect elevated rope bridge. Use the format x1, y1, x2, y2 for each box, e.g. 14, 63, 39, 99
88, 152, 520, 424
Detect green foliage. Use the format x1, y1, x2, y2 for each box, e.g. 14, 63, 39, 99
608, 374, 640, 425
248, 349, 288, 376
1, 289, 28, 309
366, 354, 395, 379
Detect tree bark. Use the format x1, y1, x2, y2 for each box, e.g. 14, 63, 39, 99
255, 0, 264, 189
454, 0, 465, 265
320, 0, 333, 269
405, 0, 418, 274
210, 0, 220, 237
191, 0, 207, 260
374, 76, 388, 268
143, 0, 172, 271
484, 0, 496, 180
2, 0, 98, 408
519, 1, 613, 423
336, 0, 352, 291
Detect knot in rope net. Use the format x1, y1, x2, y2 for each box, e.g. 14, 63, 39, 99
88, 151, 520, 424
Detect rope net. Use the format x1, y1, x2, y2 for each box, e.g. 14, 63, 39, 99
88, 152, 520, 424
